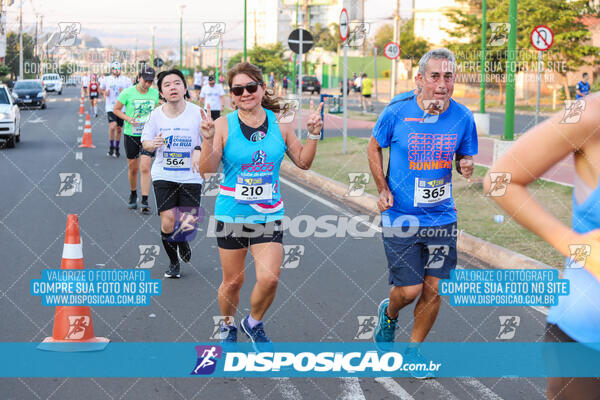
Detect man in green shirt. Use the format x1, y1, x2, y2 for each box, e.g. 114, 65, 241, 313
113, 66, 159, 214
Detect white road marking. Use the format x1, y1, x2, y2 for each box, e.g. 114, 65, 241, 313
280, 177, 381, 233
460, 378, 504, 400
374, 377, 415, 399
421, 380, 460, 399
75, 152, 82, 160
339, 377, 367, 400
239, 385, 260, 400
272, 377, 303, 400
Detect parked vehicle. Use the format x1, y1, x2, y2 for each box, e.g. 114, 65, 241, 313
12, 79, 46, 109
301, 76, 321, 94
0, 84, 21, 148
42, 73, 63, 94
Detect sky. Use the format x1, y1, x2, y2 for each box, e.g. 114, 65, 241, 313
4, 0, 412, 51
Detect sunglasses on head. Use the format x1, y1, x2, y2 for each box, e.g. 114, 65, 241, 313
231, 81, 262, 96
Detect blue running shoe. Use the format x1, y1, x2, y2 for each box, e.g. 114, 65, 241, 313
374, 298, 397, 351
220, 325, 238, 351
220, 325, 238, 343
241, 316, 273, 352
404, 346, 436, 380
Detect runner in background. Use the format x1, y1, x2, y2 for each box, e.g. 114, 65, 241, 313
282, 75, 289, 96
87, 75, 100, 117
141, 69, 203, 279
361, 73, 373, 112
199, 75, 225, 120
193, 68, 203, 100
81, 74, 90, 96
576, 72, 591, 99
113, 66, 159, 214
100, 62, 132, 158
353, 72, 362, 97
485, 95, 600, 400
194, 62, 323, 349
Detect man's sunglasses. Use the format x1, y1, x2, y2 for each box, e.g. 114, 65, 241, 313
231, 81, 262, 96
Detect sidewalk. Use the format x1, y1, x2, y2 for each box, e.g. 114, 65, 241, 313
299, 112, 574, 187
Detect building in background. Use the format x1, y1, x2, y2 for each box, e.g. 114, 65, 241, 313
413, 0, 470, 46
247, 0, 364, 47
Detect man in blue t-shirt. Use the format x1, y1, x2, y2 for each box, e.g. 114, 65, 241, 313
367, 48, 478, 376
576, 72, 590, 99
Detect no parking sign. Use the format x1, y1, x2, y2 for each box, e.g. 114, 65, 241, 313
530, 25, 554, 51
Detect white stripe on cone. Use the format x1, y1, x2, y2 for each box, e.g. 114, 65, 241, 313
62, 243, 83, 259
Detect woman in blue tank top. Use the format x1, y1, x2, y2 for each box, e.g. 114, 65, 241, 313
194, 62, 324, 349
486, 95, 600, 399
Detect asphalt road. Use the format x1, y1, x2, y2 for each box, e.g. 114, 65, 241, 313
1, 88, 549, 399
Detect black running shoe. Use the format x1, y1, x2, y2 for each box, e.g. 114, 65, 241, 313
114, 148, 120, 158
178, 241, 191, 263
128, 193, 137, 209
164, 263, 181, 278
107, 146, 114, 157
140, 200, 151, 214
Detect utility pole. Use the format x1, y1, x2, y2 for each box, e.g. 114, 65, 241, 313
178, 4, 185, 70
243, 0, 247, 61
361, 0, 366, 57
390, 0, 400, 99
504, 0, 517, 141
292, 1, 298, 95
151, 26, 156, 66
302, 0, 309, 29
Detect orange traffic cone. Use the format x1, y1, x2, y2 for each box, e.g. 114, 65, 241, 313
38, 215, 109, 352
79, 113, 95, 148
78, 97, 85, 115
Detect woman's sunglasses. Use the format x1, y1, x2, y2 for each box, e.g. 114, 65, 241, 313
231, 81, 262, 96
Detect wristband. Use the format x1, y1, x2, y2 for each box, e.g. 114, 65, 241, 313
194, 146, 202, 151
307, 133, 321, 140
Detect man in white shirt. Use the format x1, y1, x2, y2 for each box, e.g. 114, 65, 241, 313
100, 61, 132, 157
199, 75, 225, 120
193, 68, 203, 100
82, 74, 90, 91
354, 73, 362, 97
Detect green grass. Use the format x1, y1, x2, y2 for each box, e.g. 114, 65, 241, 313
304, 136, 572, 268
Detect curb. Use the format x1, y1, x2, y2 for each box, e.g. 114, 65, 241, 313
280, 160, 553, 270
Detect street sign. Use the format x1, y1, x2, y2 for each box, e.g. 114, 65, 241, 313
153, 57, 164, 68
530, 25, 554, 51
383, 42, 401, 60
288, 29, 313, 55
339, 8, 349, 41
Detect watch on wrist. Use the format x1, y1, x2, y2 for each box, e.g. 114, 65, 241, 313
307, 132, 321, 140
194, 146, 202, 151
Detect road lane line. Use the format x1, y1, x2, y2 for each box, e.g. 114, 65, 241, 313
272, 377, 303, 400
374, 377, 415, 399
280, 177, 381, 233
339, 377, 367, 400
460, 378, 504, 400
421, 380, 460, 399
239, 384, 261, 400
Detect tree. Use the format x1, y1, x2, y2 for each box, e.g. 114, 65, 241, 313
5, 32, 37, 79
445, 0, 599, 101
313, 22, 341, 52
226, 43, 289, 78
372, 21, 430, 66
373, 24, 393, 56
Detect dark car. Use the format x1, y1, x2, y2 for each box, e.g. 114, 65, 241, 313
12, 79, 46, 109
300, 76, 321, 94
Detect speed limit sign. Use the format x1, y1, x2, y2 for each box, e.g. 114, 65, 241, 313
383, 42, 400, 60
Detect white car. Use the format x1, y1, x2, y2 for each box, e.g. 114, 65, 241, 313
42, 73, 63, 94
0, 85, 21, 148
